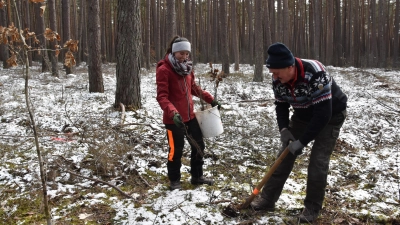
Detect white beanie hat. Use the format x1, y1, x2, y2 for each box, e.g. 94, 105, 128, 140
172, 39, 191, 53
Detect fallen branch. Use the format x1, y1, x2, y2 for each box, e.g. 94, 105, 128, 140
112, 123, 162, 130
54, 158, 133, 199
137, 174, 151, 188
177, 204, 202, 225
237, 99, 274, 103
66, 168, 132, 199
0, 132, 79, 138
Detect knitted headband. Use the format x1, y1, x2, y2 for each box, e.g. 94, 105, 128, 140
172, 41, 191, 53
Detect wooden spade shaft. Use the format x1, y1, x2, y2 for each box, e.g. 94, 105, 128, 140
238, 146, 290, 209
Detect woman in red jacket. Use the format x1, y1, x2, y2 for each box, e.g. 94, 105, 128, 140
156, 36, 221, 190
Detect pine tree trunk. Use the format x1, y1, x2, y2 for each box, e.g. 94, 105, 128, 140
115, 0, 141, 109
144, 0, 151, 69
220, 0, 229, 74
0, 6, 9, 68
166, 0, 176, 41
62, 0, 72, 74
247, 0, 253, 65
33, 2, 49, 72
253, 0, 263, 82
231, 0, 240, 71
87, 0, 104, 93
393, 0, 400, 68
48, 0, 59, 77
152, 0, 161, 60
100, 0, 107, 64
191, 0, 196, 63
23, 0, 32, 66
283, 0, 289, 45
313, 0, 321, 59
333, 0, 342, 66
325, 0, 334, 65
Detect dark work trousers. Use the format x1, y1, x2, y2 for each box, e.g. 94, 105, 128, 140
261, 110, 347, 212
165, 117, 205, 182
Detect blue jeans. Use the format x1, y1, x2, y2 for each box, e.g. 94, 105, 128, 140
261, 110, 347, 211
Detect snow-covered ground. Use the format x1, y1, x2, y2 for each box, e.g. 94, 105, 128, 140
0, 62, 399, 224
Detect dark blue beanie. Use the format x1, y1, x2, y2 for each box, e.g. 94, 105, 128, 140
266, 42, 295, 69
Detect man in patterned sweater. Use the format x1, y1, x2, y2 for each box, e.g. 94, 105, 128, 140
250, 42, 348, 222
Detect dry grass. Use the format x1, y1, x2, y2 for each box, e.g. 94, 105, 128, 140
0, 64, 399, 224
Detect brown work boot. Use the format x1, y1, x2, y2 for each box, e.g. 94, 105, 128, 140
298, 207, 319, 223
250, 197, 275, 211
191, 176, 214, 185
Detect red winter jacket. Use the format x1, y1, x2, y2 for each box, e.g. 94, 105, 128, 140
156, 54, 214, 124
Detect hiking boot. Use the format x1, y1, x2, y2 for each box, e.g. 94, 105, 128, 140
298, 207, 319, 223
170, 181, 182, 190
191, 176, 214, 185
250, 197, 275, 211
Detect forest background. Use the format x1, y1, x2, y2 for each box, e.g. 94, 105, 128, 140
1, 0, 399, 74
1, 0, 398, 106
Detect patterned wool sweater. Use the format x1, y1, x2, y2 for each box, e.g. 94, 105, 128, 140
273, 58, 347, 145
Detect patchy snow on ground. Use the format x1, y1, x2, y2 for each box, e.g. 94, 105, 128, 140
0, 62, 399, 224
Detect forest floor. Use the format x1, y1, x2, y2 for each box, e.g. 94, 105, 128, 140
0, 62, 399, 224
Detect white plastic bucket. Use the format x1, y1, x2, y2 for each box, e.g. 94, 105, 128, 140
194, 106, 224, 138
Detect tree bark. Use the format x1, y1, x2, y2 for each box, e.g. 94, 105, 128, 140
166, 0, 176, 40
333, 0, 342, 66
313, 0, 321, 59
100, 0, 107, 64
353, 0, 360, 67
369, 0, 378, 67
206, 0, 212, 62
33, 2, 49, 72
231, 0, 240, 71
62, 0, 72, 74
48, 0, 59, 77
184, 0, 193, 62
23, 0, 32, 66
253, 0, 263, 82
308, 0, 315, 58
220, 0, 229, 74
247, 0, 254, 65
212, 0, 218, 62
0, 6, 9, 68
152, 0, 160, 60
76, 0, 85, 65
110, 1, 115, 62
283, 0, 289, 45
393, 0, 400, 68
325, 0, 334, 65
191, 0, 196, 63
268, 0, 276, 43
378, 0, 388, 67
263, 0, 271, 55
144, 0, 151, 69
87, 0, 104, 93
184, 0, 192, 42
115, 0, 141, 109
